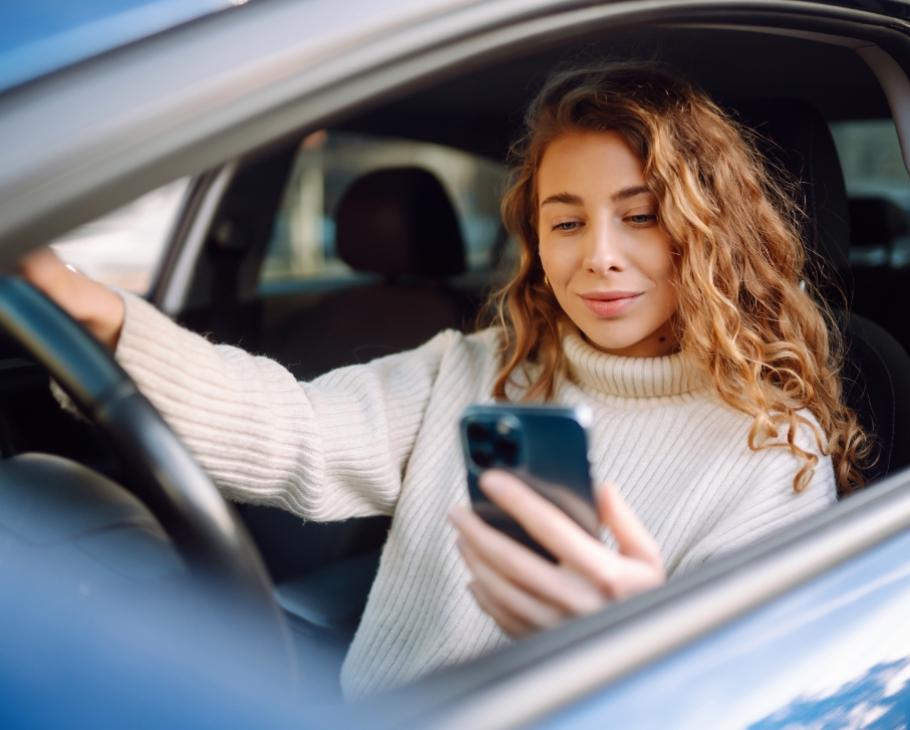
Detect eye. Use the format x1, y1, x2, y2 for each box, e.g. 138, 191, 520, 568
551, 220, 582, 232
625, 213, 658, 226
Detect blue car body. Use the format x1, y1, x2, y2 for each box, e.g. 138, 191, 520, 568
0, 0, 231, 93
540, 530, 910, 729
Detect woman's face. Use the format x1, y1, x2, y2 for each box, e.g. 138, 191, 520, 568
537, 130, 678, 358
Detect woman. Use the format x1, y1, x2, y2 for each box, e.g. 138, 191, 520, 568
20, 61, 868, 699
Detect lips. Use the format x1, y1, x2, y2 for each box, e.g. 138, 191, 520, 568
579, 291, 642, 317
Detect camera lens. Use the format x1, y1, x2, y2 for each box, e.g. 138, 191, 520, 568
467, 422, 490, 443
494, 437, 520, 466
470, 439, 494, 468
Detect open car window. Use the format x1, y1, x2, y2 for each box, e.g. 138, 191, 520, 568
259, 130, 505, 293
832, 119, 910, 266
50, 179, 188, 294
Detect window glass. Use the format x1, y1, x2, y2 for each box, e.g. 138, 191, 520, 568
830, 120, 910, 266
51, 178, 188, 294
260, 131, 505, 292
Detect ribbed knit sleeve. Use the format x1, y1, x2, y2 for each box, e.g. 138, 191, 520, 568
113, 293, 457, 521
672, 414, 838, 574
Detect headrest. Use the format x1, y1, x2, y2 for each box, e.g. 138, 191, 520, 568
849, 196, 908, 249
334, 167, 466, 277
736, 101, 851, 274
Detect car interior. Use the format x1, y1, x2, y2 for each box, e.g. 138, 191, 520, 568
3, 15, 910, 700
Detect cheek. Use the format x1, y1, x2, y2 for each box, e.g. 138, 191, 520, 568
539, 240, 579, 283
645, 236, 676, 282
653, 250, 679, 313
537, 241, 559, 280
638, 237, 677, 308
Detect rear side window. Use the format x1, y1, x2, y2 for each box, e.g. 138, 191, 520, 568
831, 120, 910, 266
260, 131, 505, 292
51, 178, 188, 294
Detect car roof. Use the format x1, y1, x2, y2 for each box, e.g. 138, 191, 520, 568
341, 23, 892, 164
0, 0, 234, 93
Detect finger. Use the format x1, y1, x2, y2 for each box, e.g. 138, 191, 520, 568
596, 482, 663, 568
450, 505, 603, 614
458, 538, 564, 629
18, 247, 70, 291
18, 246, 57, 273
477, 470, 629, 587
468, 581, 530, 638
602, 560, 667, 600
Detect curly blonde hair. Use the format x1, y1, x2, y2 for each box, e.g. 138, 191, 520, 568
489, 61, 871, 495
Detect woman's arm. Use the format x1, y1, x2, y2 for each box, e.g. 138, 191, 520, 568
673, 442, 837, 575
21, 248, 454, 521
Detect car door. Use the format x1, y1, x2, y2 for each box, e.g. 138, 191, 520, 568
386, 475, 910, 728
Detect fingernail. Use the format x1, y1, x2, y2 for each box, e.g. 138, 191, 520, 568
480, 470, 507, 494
448, 506, 465, 525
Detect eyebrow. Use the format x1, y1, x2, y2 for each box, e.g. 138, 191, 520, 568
539, 185, 652, 207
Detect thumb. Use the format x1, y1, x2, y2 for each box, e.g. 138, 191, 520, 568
596, 482, 662, 567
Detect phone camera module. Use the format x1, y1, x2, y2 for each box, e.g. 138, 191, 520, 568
467, 416, 523, 469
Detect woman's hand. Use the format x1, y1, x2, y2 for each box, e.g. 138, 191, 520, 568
449, 471, 665, 638
18, 247, 125, 350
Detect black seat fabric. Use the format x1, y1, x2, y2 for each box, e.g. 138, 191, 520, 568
849, 196, 908, 254
738, 101, 850, 293
262, 166, 472, 380
839, 313, 910, 483
848, 196, 908, 329
740, 101, 910, 485
336, 167, 466, 278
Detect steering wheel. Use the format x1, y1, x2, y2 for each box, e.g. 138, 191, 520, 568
0, 276, 288, 632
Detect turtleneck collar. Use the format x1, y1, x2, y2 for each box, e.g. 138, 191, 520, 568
561, 329, 710, 398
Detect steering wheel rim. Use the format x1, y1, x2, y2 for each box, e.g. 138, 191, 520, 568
0, 277, 284, 620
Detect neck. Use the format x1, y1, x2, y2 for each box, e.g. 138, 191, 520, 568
561, 328, 709, 398
581, 320, 679, 358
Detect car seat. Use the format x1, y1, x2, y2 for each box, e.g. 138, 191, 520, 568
849, 196, 908, 263
738, 101, 910, 486
849, 196, 910, 333
261, 166, 473, 380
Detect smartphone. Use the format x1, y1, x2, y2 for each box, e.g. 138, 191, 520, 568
459, 403, 599, 561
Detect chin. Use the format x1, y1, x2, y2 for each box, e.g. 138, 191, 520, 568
578, 318, 668, 357
581, 330, 647, 355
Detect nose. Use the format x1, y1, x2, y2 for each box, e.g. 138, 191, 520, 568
583, 219, 625, 274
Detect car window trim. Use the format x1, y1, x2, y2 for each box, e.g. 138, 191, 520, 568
153, 163, 236, 315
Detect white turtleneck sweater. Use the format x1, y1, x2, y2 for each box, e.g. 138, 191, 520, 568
109, 295, 836, 698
